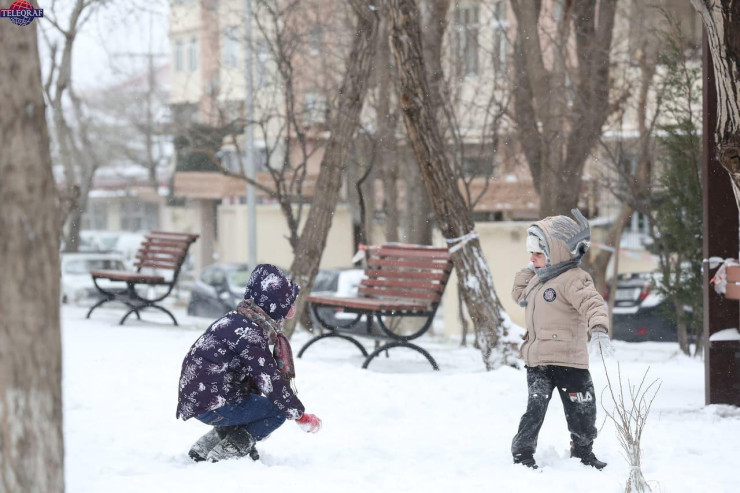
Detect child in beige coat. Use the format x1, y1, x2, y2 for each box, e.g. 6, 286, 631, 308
511, 209, 613, 470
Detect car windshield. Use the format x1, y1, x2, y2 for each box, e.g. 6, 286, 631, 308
65, 258, 124, 275
227, 268, 250, 292
98, 236, 120, 251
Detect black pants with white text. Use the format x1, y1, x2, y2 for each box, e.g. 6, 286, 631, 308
511, 365, 597, 457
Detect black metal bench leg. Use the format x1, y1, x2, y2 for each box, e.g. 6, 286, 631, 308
362, 341, 440, 371
119, 307, 142, 325
86, 297, 112, 319
298, 333, 368, 358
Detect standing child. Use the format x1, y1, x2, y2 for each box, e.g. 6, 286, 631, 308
176, 264, 322, 462
511, 210, 613, 470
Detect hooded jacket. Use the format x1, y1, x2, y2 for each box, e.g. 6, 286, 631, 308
512, 215, 609, 369
176, 264, 304, 421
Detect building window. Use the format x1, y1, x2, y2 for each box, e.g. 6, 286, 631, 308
454, 3, 479, 77
188, 37, 198, 72
81, 203, 108, 230
492, 1, 508, 76
175, 40, 184, 72
462, 156, 493, 178
222, 27, 239, 68
309, 23, 323, 55
257, 41, 270, 89
120, 201, 159, 232
303, 92, 328, 125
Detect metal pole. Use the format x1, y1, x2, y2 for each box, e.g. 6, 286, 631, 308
244, 0, 257, 269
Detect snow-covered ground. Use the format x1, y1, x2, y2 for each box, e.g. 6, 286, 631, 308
63, 305, 739, 493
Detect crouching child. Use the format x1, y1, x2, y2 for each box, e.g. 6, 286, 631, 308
176, 264, 322, 462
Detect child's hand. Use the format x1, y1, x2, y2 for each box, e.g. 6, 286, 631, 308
296, 412, 322, 433
589, 330, 615, 359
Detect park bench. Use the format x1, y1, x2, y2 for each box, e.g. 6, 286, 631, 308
298, 243, 453, 370
86, 231, 199, 326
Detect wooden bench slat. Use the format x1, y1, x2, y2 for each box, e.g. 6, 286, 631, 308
364, 269, 448, 281
137, 247, 186, 256
358, 286, 442, 302
366, 258, 451, 270
142, 239, 191, 249
135, 261, 181, 270
306, 295, 428, 311
361, 278, 444, 292
372, 247, 451, 260
90, 269, 165, 283
136, 252, 185, 264
146, 231, 198, 240
141, 240, 188, 250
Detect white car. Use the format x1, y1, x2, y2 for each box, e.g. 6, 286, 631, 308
60, 252, 127, 305
309, 268, 367, 327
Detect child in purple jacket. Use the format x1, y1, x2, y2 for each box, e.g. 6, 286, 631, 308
177, 264, 322, 462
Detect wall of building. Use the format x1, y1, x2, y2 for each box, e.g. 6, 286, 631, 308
217, 202, 355, 270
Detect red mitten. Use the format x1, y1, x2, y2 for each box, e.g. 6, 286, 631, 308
296, 413, 322, 433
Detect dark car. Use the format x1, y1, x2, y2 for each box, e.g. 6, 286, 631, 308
187, 263, 250, 318
608, 272, 690, 342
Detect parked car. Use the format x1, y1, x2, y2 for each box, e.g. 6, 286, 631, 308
608, 271, 692, 342
187, 263, 250, 318
309, 268, 367, 328
61, 252, 127, 305
79, 230, 122, 253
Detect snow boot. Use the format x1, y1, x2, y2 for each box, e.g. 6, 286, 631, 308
188, 427, 228, 462
206, 427, 256, 463
570, 442, 607, 470
513, 453, 538, 469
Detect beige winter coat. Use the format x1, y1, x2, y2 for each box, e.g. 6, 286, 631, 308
512, 217, 609, 369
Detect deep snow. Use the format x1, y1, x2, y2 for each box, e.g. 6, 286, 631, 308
62, 305, 739, 493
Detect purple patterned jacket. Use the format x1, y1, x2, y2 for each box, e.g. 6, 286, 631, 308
176, 311, 305, 421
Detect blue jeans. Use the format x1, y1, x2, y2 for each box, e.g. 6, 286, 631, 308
196, 394, 286, 441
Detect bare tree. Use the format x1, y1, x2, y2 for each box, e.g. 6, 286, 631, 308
369, 8, 401, 243
690, 0, 740, 209
596, 10, 703, 356
182, 0, 350, 252
388, 0, 518, 369
282, 0, 381, 338
42, 0, 106, 251
600, 360, 661, 493
585, 4, 669, 294
510, 0, 619, 217
0, 19, 64, 493
100, 50, 169, 191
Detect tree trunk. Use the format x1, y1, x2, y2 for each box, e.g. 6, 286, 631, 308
396, 0, 450, 245
691, 0, 740, 206
511, 0, 617, 217
388, 0, 518, 369
376, 12, 400, 243
0, 21, 64, 493
284, 1, 380, 338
